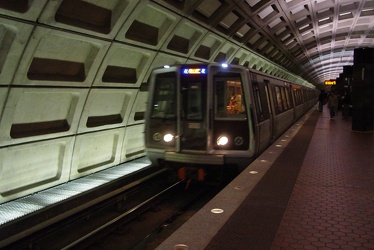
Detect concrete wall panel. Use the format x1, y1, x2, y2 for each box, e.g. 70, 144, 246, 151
0, 18, 33, 85
70, 128, 125, 179
93, 43, 156, 87
38, 0, 139, 39
121, 124, 145, 162
116, 2, 180, 49
0, 88, 88, 146
13, 27, 110, 87
78, 88, 137, 133
0, 137, 74, 204
160, 19, 206, 57
0, 1, 49, 22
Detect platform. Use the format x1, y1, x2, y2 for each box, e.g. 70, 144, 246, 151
156, 106, 374, 249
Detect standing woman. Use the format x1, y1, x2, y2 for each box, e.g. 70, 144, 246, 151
328, 91, 339, 119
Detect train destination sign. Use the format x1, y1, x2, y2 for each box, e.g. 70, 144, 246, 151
182, 68, 207, 75
324, 80, 336, 85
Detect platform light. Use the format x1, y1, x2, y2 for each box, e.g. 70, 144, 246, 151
217, 135, 228, 146
211, 208, 224, 214
163, 133, 174, 142
173, 244, 189, 250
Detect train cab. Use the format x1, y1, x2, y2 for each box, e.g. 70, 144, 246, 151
145, 64, 256, 175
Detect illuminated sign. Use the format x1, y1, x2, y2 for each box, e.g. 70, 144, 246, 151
182, 68, 207, 75
324, 80, 336, 85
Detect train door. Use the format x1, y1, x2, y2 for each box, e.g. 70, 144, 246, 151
264, 81, 275, 140
146, 65, 209, 157
179, 67, 207, 152
251, 79, 273, 153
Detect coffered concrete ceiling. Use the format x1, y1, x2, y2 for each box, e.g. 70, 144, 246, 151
0, 0, 373, 86
187, 0, 374, 85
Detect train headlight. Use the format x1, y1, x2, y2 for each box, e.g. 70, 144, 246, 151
217, 136, 228, 146
163, 133, 174, 142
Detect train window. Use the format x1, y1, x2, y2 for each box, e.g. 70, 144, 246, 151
285, 87, 292, 108
151, 72, 177, 119
214, 75, 246, 119
280, 87, 288, 110
274, 86, 284, 113
294, 89, 303, 106
252, 82, 270, 122
253, 84, 263, 117
295, 90, 300, 105
184, 81, 203, 120
297, 89, 303, 105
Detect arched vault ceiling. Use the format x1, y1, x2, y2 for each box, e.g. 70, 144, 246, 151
0, 0, 373, 86
184, 0, 374, 85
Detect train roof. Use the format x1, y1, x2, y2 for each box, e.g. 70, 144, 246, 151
151, 63, 316, 90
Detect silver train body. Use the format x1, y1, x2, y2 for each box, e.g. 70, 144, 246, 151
145, 63, 318, 176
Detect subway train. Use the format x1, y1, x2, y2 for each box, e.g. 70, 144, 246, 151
145, 63, 318, 180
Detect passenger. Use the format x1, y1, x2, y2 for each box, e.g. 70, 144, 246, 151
342, 91, 351, 119
229, 90, 243, 114
327, 91, 339, 119
229, 94, 236, 114
234, 91, 242, 114
318, 90, 327, 112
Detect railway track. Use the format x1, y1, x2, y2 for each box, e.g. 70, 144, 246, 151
2, 169, 177, 250
2, 164, 236, 250
83, 171, 237, 249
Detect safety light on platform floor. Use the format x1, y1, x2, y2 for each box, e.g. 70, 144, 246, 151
249, 171, 258, 174
173, 244, 189, 250
217, 136, 228, 146
211, 208, 224, 214
163, 133, 174, 142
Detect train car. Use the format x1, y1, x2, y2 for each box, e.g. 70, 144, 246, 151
145, 63, 318, 180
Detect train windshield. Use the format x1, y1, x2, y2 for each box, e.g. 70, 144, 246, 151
214, 75, 246, 119
151, 72, 177, 119
184, 81, 203, 120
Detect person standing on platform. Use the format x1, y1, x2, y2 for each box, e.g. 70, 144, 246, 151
318, 90, 327, 112
328, 91, 339, 119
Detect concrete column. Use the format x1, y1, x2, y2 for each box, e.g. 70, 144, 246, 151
351, 48, 374, 132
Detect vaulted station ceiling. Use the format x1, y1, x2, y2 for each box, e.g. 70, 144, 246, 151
0, 0, 373, 87
169, 0, 374, 85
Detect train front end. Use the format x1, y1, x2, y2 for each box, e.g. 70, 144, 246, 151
145, 64, 255, 179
